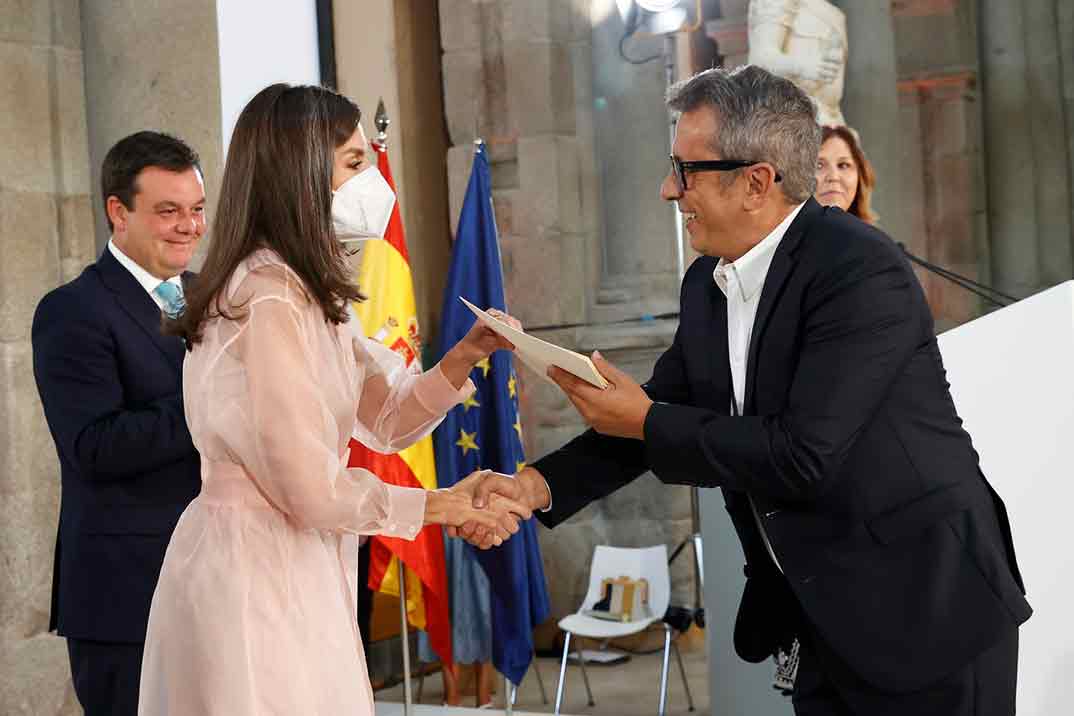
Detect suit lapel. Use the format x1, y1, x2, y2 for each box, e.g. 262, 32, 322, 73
743, 199, 823, 413
704, 269, 732, 414
96, 249, 185, 372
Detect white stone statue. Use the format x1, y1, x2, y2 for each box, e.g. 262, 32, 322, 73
747, 0, 847, 126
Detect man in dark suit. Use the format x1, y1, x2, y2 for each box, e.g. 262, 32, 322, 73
32, 131, 205, 715
464, 66, 1030, 714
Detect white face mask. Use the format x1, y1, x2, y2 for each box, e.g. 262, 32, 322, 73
331, 166, 396, 243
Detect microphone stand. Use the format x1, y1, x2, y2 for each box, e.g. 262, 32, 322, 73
897, 243, 1018, 308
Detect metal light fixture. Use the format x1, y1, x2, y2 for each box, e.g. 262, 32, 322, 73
615, 0, 697, 37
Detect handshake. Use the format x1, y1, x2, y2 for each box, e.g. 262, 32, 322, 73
424, 467, 551, 549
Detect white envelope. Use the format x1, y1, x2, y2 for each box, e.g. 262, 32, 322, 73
460, 297, 609, 389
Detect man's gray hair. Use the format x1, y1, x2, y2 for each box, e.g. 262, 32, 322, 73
666, 65, 821, 202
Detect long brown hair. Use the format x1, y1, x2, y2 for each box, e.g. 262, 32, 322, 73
169, 83, 364, 345
820, 124, 877, 224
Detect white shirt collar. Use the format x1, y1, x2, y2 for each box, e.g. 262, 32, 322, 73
713, 202, 806, 301
108, 238, 183, 301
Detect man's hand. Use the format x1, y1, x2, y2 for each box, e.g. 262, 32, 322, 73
549, 351, 653, 439
427, 471, 534, 550
448, 468, 551, 549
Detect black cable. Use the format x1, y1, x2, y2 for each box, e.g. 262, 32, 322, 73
903, 250, 1017, 302
619, 31, 663, 65
897, 243, 1018, 308
618, 6, 662, 65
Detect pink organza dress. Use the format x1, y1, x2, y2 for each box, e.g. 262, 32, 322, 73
138, 249, 473, 715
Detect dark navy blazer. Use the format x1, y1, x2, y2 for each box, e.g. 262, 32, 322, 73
32, 247, 200, 643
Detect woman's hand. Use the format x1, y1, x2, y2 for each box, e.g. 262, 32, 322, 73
423, 479, 532, 549
456, 308, 521, 362
438, 309, 521, 389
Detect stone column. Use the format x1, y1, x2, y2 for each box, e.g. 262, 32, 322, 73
836, 0, 907, 244
1060, 1, 1074, 254
901, 75, 983, 330
1023, 0, 1073, 287
2, 2, 225, 710
80, 0, 223, 256
0, 1, 91, 713
978, 1, 1041, 298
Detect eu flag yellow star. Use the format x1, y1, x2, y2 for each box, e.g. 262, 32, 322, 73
456, 429, 479, 455
475, 357, 491, 377
513, 416, 523, 439
508, 374, 517, 398
516, 460, 527, 473
462, 394, 481, 411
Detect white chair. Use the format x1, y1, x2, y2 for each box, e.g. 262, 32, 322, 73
553, 545, 695, 716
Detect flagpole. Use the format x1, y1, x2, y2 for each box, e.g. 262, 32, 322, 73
473, 133, 513, 716
374, 97, 414, 716
398, 560, 413, 715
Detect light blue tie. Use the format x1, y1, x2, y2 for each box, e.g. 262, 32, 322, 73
154, 281, 185, 319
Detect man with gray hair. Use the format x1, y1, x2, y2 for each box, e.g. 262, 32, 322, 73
462, 65, 1029, 714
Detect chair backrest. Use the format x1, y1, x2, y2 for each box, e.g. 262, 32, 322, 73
579, 545, 670, 618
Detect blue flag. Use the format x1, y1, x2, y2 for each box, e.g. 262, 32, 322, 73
434, 142, 551, 685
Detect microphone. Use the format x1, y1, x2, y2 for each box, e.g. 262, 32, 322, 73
896, 243, 1018, 308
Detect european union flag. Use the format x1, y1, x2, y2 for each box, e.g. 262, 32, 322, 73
434, 141, 551, 686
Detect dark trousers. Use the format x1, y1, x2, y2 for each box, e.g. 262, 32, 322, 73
66, 638, 144, 716
792, 626, 1019, 716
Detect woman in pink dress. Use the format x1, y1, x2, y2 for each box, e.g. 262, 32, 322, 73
137, 84, 529, 715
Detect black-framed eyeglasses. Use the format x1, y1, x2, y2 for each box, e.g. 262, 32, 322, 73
668, 155, 782, 194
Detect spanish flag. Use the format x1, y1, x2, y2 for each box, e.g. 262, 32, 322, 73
347, 140, 452, 665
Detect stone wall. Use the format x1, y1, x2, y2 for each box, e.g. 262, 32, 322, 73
893, 1, 986, 329
81, 0, 223, 258
0, 0, 91, 712
979, 0, 1073, 300
1, 1, 224, 710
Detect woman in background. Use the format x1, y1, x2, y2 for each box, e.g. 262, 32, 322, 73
814, 123, 877, 224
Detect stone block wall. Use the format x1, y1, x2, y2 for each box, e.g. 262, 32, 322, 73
0, 0, 92, 712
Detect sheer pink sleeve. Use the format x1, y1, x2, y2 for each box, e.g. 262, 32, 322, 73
350, 335, 475, 453
226, 290, 425, 538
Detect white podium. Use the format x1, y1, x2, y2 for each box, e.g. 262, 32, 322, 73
937, 280, 1074, 715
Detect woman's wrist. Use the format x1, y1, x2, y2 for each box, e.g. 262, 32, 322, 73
423, 489, 454, 525
438, 343, 483, 390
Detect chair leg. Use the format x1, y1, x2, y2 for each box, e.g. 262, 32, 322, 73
532, 648, 550, 704
554, 632, 571, 716
415, 662, 425, 704
575, 638, 595, 707
658, 624, 672, 716
673, 640, 695, 712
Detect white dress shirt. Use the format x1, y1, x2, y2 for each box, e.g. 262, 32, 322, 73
108, 238, 183, 310
713, 202, 806, 572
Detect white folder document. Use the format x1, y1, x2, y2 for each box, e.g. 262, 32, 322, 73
460, 297, 609, 389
